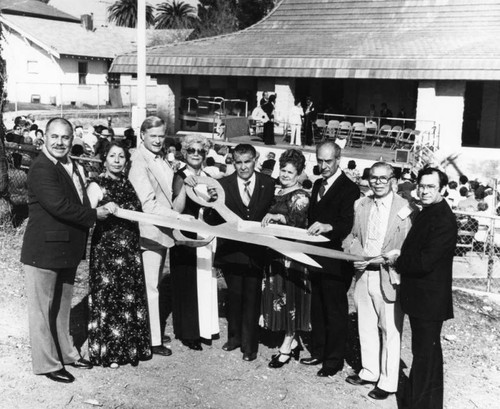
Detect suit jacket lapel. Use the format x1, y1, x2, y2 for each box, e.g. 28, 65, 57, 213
227, 174, 246, 215
55, 161, 81, 203
142, 148, 173, 206
382, 195, 404, 249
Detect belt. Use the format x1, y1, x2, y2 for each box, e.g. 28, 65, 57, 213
365, 265, 380, 271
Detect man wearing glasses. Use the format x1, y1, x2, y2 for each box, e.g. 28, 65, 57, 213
343, 162, 416, 400
396, 167, 457, 409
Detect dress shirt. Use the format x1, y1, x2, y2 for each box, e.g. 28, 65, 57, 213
237, 174, 256, 202
317, 167, 342, 201
364, 192, 393, 257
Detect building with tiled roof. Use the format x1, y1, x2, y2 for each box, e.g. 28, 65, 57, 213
0, 0, 190, 107
111, 0, 500, 176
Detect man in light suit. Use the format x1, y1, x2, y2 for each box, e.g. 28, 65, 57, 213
21, 118, 115, 383
301, 141, 360, 376
128, 116, 184, 356
205, 144, 275, 361
396, 167, 457, 409
343, 162, 416, 400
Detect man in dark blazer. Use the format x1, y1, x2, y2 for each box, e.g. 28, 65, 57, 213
21, 118, 114, 383
206, 143, 274, 361
396, 167, 457, 409
301, 141, 360, 376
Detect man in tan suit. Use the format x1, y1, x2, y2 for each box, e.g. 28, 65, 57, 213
129, 116, 185, 356
343, 162, 416, 400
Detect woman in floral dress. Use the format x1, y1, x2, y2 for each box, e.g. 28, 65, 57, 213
86, 141, 151, 368
261, 149, 311, 368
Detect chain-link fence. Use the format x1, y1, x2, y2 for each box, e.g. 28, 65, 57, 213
453, 210, 500, 294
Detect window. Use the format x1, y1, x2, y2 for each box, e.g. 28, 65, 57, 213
78, 62, 88, 85
27, 60, 38, 74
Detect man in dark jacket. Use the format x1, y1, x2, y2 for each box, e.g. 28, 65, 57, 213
21, 118, 114, 383
300, 141, 360, 376
395, 167, 458, 409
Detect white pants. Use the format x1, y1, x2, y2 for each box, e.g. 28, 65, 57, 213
354, 270, 403, 392
142, 248, 168, 346
290, 124, 301, 145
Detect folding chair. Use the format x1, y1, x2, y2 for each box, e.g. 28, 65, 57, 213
373, 124, 391, 146
383, 125, 402, 149
348, 123, 366, 148
314, 119, 327, 142
325, 120, 340, 140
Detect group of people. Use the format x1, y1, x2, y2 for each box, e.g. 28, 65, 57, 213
258, 92, 317, 147
22, 115, 457, 409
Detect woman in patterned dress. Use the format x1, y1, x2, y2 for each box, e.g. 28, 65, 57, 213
261, 149, 311, 368
86, 141, 151, 368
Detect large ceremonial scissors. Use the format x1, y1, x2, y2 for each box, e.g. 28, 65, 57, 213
115, 178, 365, 268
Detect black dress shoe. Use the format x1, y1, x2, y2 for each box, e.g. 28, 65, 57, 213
162, 334, 172, 344
317, 366, 342, 377
152, 345, 172, 356
368, 386, 392, 400
222, 342, 240, 352
299, 357, 322, 366
182, 340, 203, 351
242, 352, 257, 362
69, 358, 93, 369
45, 368, 75, 383
345, 374, 376, 386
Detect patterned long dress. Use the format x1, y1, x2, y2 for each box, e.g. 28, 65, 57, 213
261, 189, 312, 332
88, 176, 152, 367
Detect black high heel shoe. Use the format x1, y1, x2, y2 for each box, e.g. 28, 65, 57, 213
268, 346, 300, 369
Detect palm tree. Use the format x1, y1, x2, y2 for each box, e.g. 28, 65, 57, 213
155, 1, 197, 29
107, 0, 155, 28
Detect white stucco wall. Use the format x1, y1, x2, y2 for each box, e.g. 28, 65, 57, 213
1, 25, 112, 106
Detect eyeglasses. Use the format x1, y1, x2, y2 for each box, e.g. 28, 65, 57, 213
186, 148, 206, 156
369, 176, 393, 184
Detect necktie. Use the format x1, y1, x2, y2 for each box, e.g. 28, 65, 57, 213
242, 180, 252, 207
318, 179, 328, 200
365, 200, 384, 256
72, 163, 85, 204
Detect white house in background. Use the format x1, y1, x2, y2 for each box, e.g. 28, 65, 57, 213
0, 0, 190, 108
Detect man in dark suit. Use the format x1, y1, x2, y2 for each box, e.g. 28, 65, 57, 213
396, 167, 457, 409
301, 141, 360, 376
21, 118, 115, 383
206, 143, 274, 361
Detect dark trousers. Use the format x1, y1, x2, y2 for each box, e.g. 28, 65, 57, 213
170, 247, 200, 341
223, 265, 263, 354
263, 122, 275, 145
405, 317, 444, 409
310, 274, 349, 370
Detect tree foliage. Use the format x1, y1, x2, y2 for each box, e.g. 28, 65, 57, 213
189, 0, 238, 40
155, 0, 197, 29
0, 24, 8, 208
107, 0, 155, 28
236, 0, 276, 30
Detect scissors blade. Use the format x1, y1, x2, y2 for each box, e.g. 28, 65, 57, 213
237, 220, 328, 243
114, 209, 365, 263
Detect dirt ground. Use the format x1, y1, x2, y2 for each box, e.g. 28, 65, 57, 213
1, 223, 500, 409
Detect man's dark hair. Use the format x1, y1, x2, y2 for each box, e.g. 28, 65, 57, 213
417, 167, 448, 189
347, 160, 356, 170
233, 143, 256, 159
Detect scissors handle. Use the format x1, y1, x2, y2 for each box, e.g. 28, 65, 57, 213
185, 176, 239, 223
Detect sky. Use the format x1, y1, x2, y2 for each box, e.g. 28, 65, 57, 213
48, 0, 199, 27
